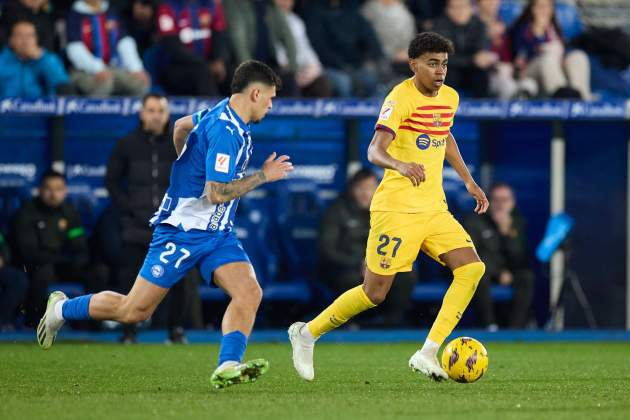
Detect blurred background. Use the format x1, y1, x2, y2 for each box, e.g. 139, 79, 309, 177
1, 0, 629, 343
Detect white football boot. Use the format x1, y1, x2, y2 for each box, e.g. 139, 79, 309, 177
37, 291, 67, 350
288, 322, 316, 381
409, 350, 448, 381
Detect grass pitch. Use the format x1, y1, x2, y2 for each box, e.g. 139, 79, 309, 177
1, 341, 629, 420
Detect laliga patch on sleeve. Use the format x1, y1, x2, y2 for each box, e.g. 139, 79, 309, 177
379, 101, 395, 120
215, 153, 230, 174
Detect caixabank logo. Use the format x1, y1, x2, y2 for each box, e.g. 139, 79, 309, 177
416, 134, 446, 151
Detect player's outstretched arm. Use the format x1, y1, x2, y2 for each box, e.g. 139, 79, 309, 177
445, 132, 489, 214
205, 152, 293, 204
173, 115, 194, 156
368, 129, 425, 186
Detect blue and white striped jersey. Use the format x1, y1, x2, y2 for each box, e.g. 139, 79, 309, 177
150, 98, 253, 232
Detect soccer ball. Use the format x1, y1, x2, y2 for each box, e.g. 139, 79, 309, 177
441, 337, 489, 383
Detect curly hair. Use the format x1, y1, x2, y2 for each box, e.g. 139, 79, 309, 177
408, 32, 455, 59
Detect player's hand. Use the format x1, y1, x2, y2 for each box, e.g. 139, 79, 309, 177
94, 70, 112, 83
262, 152, 294, 182
466, 181, 489, 214
395, 161, 425, 186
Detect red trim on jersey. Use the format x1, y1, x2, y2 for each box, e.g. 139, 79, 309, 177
98, 14, 110, 64
403, 118, 452, 128
416, 105, 452, 110
399, 125, 450, 136
81, 18, 93, 52
374, 124, 396, 139
411, 112, 454, 118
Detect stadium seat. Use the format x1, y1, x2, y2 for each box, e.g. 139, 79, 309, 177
0, 186, 30, 232
198, 285, 228, 301
498, 0, 583, 41
411, 281, 513, 302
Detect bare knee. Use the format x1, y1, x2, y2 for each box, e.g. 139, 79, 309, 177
363, 284, 388, 305
118, 297, 154, 324
231, 281, 263, 308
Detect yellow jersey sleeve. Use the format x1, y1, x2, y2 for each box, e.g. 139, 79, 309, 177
374, 88, 408, 139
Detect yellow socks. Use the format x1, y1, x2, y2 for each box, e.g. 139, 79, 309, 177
427, 261, 485, 345
307, 285, 376, 338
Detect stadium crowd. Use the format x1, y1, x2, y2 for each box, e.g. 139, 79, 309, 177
1, 0, 630, 99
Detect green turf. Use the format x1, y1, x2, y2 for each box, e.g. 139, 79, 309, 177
1, 341, 629, 420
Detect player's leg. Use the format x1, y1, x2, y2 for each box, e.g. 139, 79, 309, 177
37, 275, 169, 349
409, 213, 485, 380
289, 211, 421, 380
38, 225, 194, 349
208, 261, 269, 388
289, 270, 394, 381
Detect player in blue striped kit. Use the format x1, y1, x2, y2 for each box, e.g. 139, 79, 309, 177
37, 60, 293, 389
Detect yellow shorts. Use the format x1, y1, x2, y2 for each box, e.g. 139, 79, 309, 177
365, 211, 474, 275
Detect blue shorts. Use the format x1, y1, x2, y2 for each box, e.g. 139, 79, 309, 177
139, 224, 250, 288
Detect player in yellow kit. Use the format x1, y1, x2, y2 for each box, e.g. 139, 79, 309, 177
288, 32, 489, 382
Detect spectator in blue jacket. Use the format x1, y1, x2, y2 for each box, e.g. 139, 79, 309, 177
66, 0, 150, 96
0, 20, 71, 98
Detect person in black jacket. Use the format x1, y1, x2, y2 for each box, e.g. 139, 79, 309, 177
106, 93, 199, 343
464, 183, 534, 329
12, 170, 90, 325
0, 230, 28, 331
432, 0, 498, 97
318, 168, 416, 327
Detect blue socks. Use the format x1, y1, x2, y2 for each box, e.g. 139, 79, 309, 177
61, 294, 93, 321
218, 330, 248, 365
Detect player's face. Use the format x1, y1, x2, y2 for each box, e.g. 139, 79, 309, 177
39, 178, 67, 208
351, 176, 378, 210
490, 186, 515, 214
410, 52, 448, 92
140, 97, 170, 135
250, 84, 276, 123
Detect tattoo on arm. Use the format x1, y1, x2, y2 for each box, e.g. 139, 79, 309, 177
206, 171, 267, 204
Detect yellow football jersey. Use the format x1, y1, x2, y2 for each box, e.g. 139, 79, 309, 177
370, 78, 459, 213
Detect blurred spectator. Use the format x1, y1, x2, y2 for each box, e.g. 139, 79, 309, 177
318, 169, 415, 327
274, 0, 332, 97
0, 20, 72, 98
303, 0, 388, 98
0, 231, 28, 331
155, 0, 229, 96
224, 0, 298, 96
0, 0, 56, 51
477, 0, 538, 99
106, 94, 199, 343
66, 0, 150, 96
510, 0, 592, 99
407, 0, 446, 30
361, 0, 416, 78
433, 0, 497, 97
117, 0, 157, 56
464, 183, 534, 329
11, 171, 94, 326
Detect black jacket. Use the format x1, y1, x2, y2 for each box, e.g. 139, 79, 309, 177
432, 14, 489, 69
12, 198, 89, 268
318, 192, 370, 270
106, 125, 176, 245
464, 211, 530, 280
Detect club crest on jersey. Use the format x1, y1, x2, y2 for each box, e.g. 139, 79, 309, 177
215, 153, 230, 173
416, 134, 431, 150
380, 257, 392, 269
151, 264, 164, 278
433, 113, 442, 127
